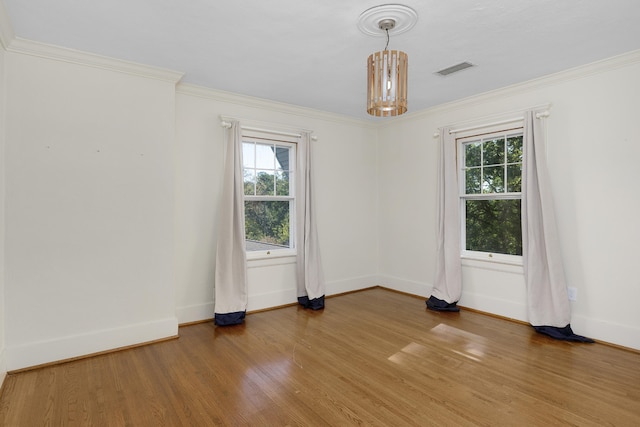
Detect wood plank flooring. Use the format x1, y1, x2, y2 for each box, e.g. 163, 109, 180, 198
1, 288, 639, 426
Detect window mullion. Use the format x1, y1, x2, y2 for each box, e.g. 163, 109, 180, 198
252, 144, 257, 196
480, 140, 484, 194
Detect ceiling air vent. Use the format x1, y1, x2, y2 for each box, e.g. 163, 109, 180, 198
436, 61, 475, 76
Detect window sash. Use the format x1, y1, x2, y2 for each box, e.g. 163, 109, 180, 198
458, 129, 523, 262
242, 136, 296, 257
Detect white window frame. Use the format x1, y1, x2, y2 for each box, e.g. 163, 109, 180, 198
242, 131, 297, 260
457, 127, 524, 266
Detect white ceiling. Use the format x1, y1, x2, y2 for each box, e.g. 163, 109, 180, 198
4, 0, 640, 120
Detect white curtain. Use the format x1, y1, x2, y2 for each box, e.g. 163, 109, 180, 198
214, 121, 248, 325
295, 132, 325, 309
428, 127, 462, 311
522, 111, 571, 327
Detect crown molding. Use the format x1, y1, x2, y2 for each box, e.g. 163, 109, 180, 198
6, 37, 184, 83
0, 0, 15, 50
396, 49, 640, 124
177, 83, 375, 128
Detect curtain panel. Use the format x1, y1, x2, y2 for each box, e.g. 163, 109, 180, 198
214, 121, 248, 325
522, 111, 592, 342
296, 132, 325, 310
428, 113, 592, 342
427, 127, 462, 312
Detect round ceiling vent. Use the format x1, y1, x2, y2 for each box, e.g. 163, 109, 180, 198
357, 4, 418, 37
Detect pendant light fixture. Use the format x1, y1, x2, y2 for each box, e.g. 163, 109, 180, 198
358, 5, 417, 117
367, 19, 407, 116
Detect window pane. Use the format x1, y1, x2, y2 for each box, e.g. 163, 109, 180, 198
275, 171, 289, 196
255, 171, 275, 196
507, 164, 522, 192
465, 167, 481, 194
243, 143, 255, 169
465, 142, 481, 167
483, 138, 505, 166
482, 166, 505, 193
466, 199, 522, 255
507, 135, 523, 163
255, 144, 275, 169
243, 169, 256, 195
275, 146, 290, 172
245, 200, 291, 251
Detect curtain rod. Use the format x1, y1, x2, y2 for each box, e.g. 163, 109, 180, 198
432, 110, 550, 138
220, 119, 317, 141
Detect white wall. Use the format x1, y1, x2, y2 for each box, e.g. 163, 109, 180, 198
2, 34, 638, 376
0, 37, 7, 383
0, 43, 380, 370
174, 86, 380, 323
4, 49, 181, 370
378, 51, 640, 350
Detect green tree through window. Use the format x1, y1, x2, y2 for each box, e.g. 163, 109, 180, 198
461, 132, 523, 257
243, 138, 295, 252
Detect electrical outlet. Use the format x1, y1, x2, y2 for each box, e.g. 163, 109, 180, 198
567, 287, 577, 301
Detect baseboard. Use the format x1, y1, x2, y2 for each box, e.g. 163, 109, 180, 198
176, 302, 214, 324
458, 290, 529, 323
377, 275, 431, 298
175, 276, 379, 323
248, 289, 297, 312
378, 275, 640, 352
6, 317, 178, 371
0, 347, 6, 391
570, 314, 640, 351
326, 275, 381, 296
245, 275, 380, 313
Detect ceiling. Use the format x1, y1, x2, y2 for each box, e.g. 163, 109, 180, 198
3, 0, 640, 120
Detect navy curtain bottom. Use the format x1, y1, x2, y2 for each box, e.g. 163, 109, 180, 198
214, 311, 246, 326
426, 295, 460, 312
533, 324, 594, 342
298, 295, 325, 310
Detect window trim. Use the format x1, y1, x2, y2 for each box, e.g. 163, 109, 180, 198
242, 134, 297, 260
457, 128, 524, 265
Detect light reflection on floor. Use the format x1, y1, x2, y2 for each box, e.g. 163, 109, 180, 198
388, 323, 487, 365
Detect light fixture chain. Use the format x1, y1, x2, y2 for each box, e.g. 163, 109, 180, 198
384, 28, 390, 51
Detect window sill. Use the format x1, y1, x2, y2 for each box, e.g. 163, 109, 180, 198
247, 251, 296, 268
461, 253, 523, 274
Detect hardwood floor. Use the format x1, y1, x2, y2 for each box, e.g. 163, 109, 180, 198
1, 288, 639, 426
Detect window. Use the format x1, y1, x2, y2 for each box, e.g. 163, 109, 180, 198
459, 129, 523, 262
242, 135, 296, 256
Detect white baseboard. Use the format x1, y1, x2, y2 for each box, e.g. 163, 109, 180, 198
247, 275, 381, 311
248, 289, 297, 312
176, 302, 214, 324
378, 275, 640, 351
378, 275, 431, 298
570, 314, 640, 351
378, 275, 529, 321
0, 347, 6, 388
326, 275, 381, 296
176, 276, 380, 323
7, 317, 178, 371
459, 291, 529, 322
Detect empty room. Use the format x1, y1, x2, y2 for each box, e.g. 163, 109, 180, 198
0, 0, 639, 425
